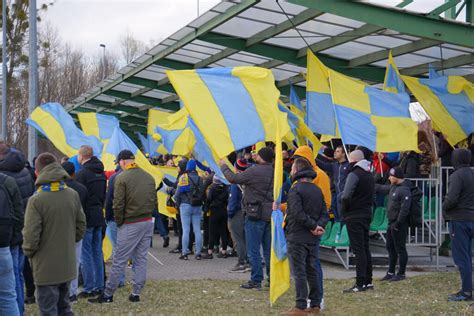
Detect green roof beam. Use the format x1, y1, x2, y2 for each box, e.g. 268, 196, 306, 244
298, 24, 384, 58
287, 0, 474, 48
396, 0, 414, 8
400, 53, 474, 76
467, 0, 473, 23
348, 39, 441, 67
198, 32, 386, 82
429, 0, 461, 17
246, 8, 324, 47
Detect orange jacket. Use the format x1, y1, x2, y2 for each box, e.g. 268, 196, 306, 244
293, 146, 332, 209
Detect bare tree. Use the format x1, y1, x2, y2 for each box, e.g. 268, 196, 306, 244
119, 31, 147, 64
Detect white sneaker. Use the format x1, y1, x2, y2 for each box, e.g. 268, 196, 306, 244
307, 298, 324, 310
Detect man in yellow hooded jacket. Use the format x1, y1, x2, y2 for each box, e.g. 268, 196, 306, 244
293, 146, 332, 210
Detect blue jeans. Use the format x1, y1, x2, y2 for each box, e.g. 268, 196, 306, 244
245, 218, 271, 284
449, 221, 474, 293
82, 226, 104, 293
153, 210, 169, 238
0, 247, 19, 316
10, 246, 24, 315
180, 203, 202, 255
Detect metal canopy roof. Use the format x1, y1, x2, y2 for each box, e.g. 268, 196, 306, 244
66, 0, 474, 136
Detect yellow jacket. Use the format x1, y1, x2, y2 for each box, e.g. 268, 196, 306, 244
293, 146, 332, 209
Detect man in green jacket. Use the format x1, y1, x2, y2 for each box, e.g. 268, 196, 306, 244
22, 153, 86, 315
90, 149, 156, 304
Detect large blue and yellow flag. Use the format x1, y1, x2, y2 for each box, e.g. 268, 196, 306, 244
306, 50, 338, 138
77, 112, 120, 171
402, 72, 474, 146
168, 66, 291, 303
156, 165, 178, 219
26, 103, 103, 157
150, 107, 195, 156
329, 69, 419, 152
137, 133, 165, 157
167, 67, 290, 159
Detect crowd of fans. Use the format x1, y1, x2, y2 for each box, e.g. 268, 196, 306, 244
0, 131, 473, 315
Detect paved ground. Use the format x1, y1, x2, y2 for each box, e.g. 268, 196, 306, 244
115, 234, 456, 283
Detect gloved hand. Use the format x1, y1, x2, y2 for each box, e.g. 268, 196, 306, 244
390, 221, 400, 231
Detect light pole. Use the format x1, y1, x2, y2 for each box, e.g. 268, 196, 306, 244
2, 0, 7, 141
28, 0, 38, 162
99, 43, 106, 80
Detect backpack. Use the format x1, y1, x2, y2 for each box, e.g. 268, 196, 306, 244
408, 185, 423, 227
0, 174, 14, 226
188, 175, 203, 207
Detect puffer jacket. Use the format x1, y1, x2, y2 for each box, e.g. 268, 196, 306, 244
75, 156, 107, 227
376, 180, 412, 223
285, 169, 329, 245
443, 149, 474, 221
0, 149, 35, 246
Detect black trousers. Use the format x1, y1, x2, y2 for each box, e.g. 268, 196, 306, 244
36, 282, 73, 316
23, 257, 35, 298
386, 221, 408, 275
346, 218, 373, 286
203, 212, 210, 249
287, 241, 321, 309
209, 210, 228, 250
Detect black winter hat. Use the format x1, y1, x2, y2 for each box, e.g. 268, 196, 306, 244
61, 161, 75, 176
258, 147, 275, 163
116, 150, 135, 162
389, 166, 404, 179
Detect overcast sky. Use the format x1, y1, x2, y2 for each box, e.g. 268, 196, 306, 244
39, 0, 220, 59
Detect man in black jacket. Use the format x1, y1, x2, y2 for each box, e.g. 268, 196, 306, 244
75, 145, 107, 298
285, 158, 328, 315
0, 143, 35, 312
61, 162, 88, 302
443, 149, 474, 302
0, 172, 23, 315
340, 150, 375, 293
376, 167, 411, 282
220, 147, 274, 290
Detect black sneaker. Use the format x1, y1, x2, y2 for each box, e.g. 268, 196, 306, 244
230, 264, 247, 273
240, 281, 261, 290
448, 291, 473, 302
380, 273, 394, 281
24, 296, 36, 305
77, 291, 95, 299
195, 254, 202, 260
92, 289, 103, 296
169, 247, 181, 254
179, 254, 188, 260
342, 284, 366, 294
129, 294, 140, 303
88, 294, 113, 304
390, 274, 406, 282
364, 283, 375, 291
69, 295, 78, 304
202, 253, 213, 259
163, 237, 170, 248
216, 253, 228, 258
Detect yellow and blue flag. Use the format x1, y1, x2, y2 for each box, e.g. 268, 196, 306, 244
383, 52, 406, 94
77, 112, 120, 171
167, 67, 290, 159
137, 133, 165, 157
156, 165, 178, 219
270, 113, 290, 305
26, 103, 103, 157
289, 85, 305, 120
402, 72, 474, 146
150, 107, 196, 156
429, 64, 442, 79
306, 50, 338, 138
329, 69, 419, 152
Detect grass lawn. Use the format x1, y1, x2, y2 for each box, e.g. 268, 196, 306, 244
26, 272, 473, 315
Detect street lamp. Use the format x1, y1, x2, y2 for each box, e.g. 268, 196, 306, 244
99, 44, 106, 79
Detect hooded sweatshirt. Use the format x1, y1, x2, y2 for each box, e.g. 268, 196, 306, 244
75, 156, 107, 227
442, 149, 474, 221
22, 162, 86, 286
340, 159, 375, 220
293, 146, 332, 209
0, 149, 35, 246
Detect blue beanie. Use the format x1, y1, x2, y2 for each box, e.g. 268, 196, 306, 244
186, 159, 196, 172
